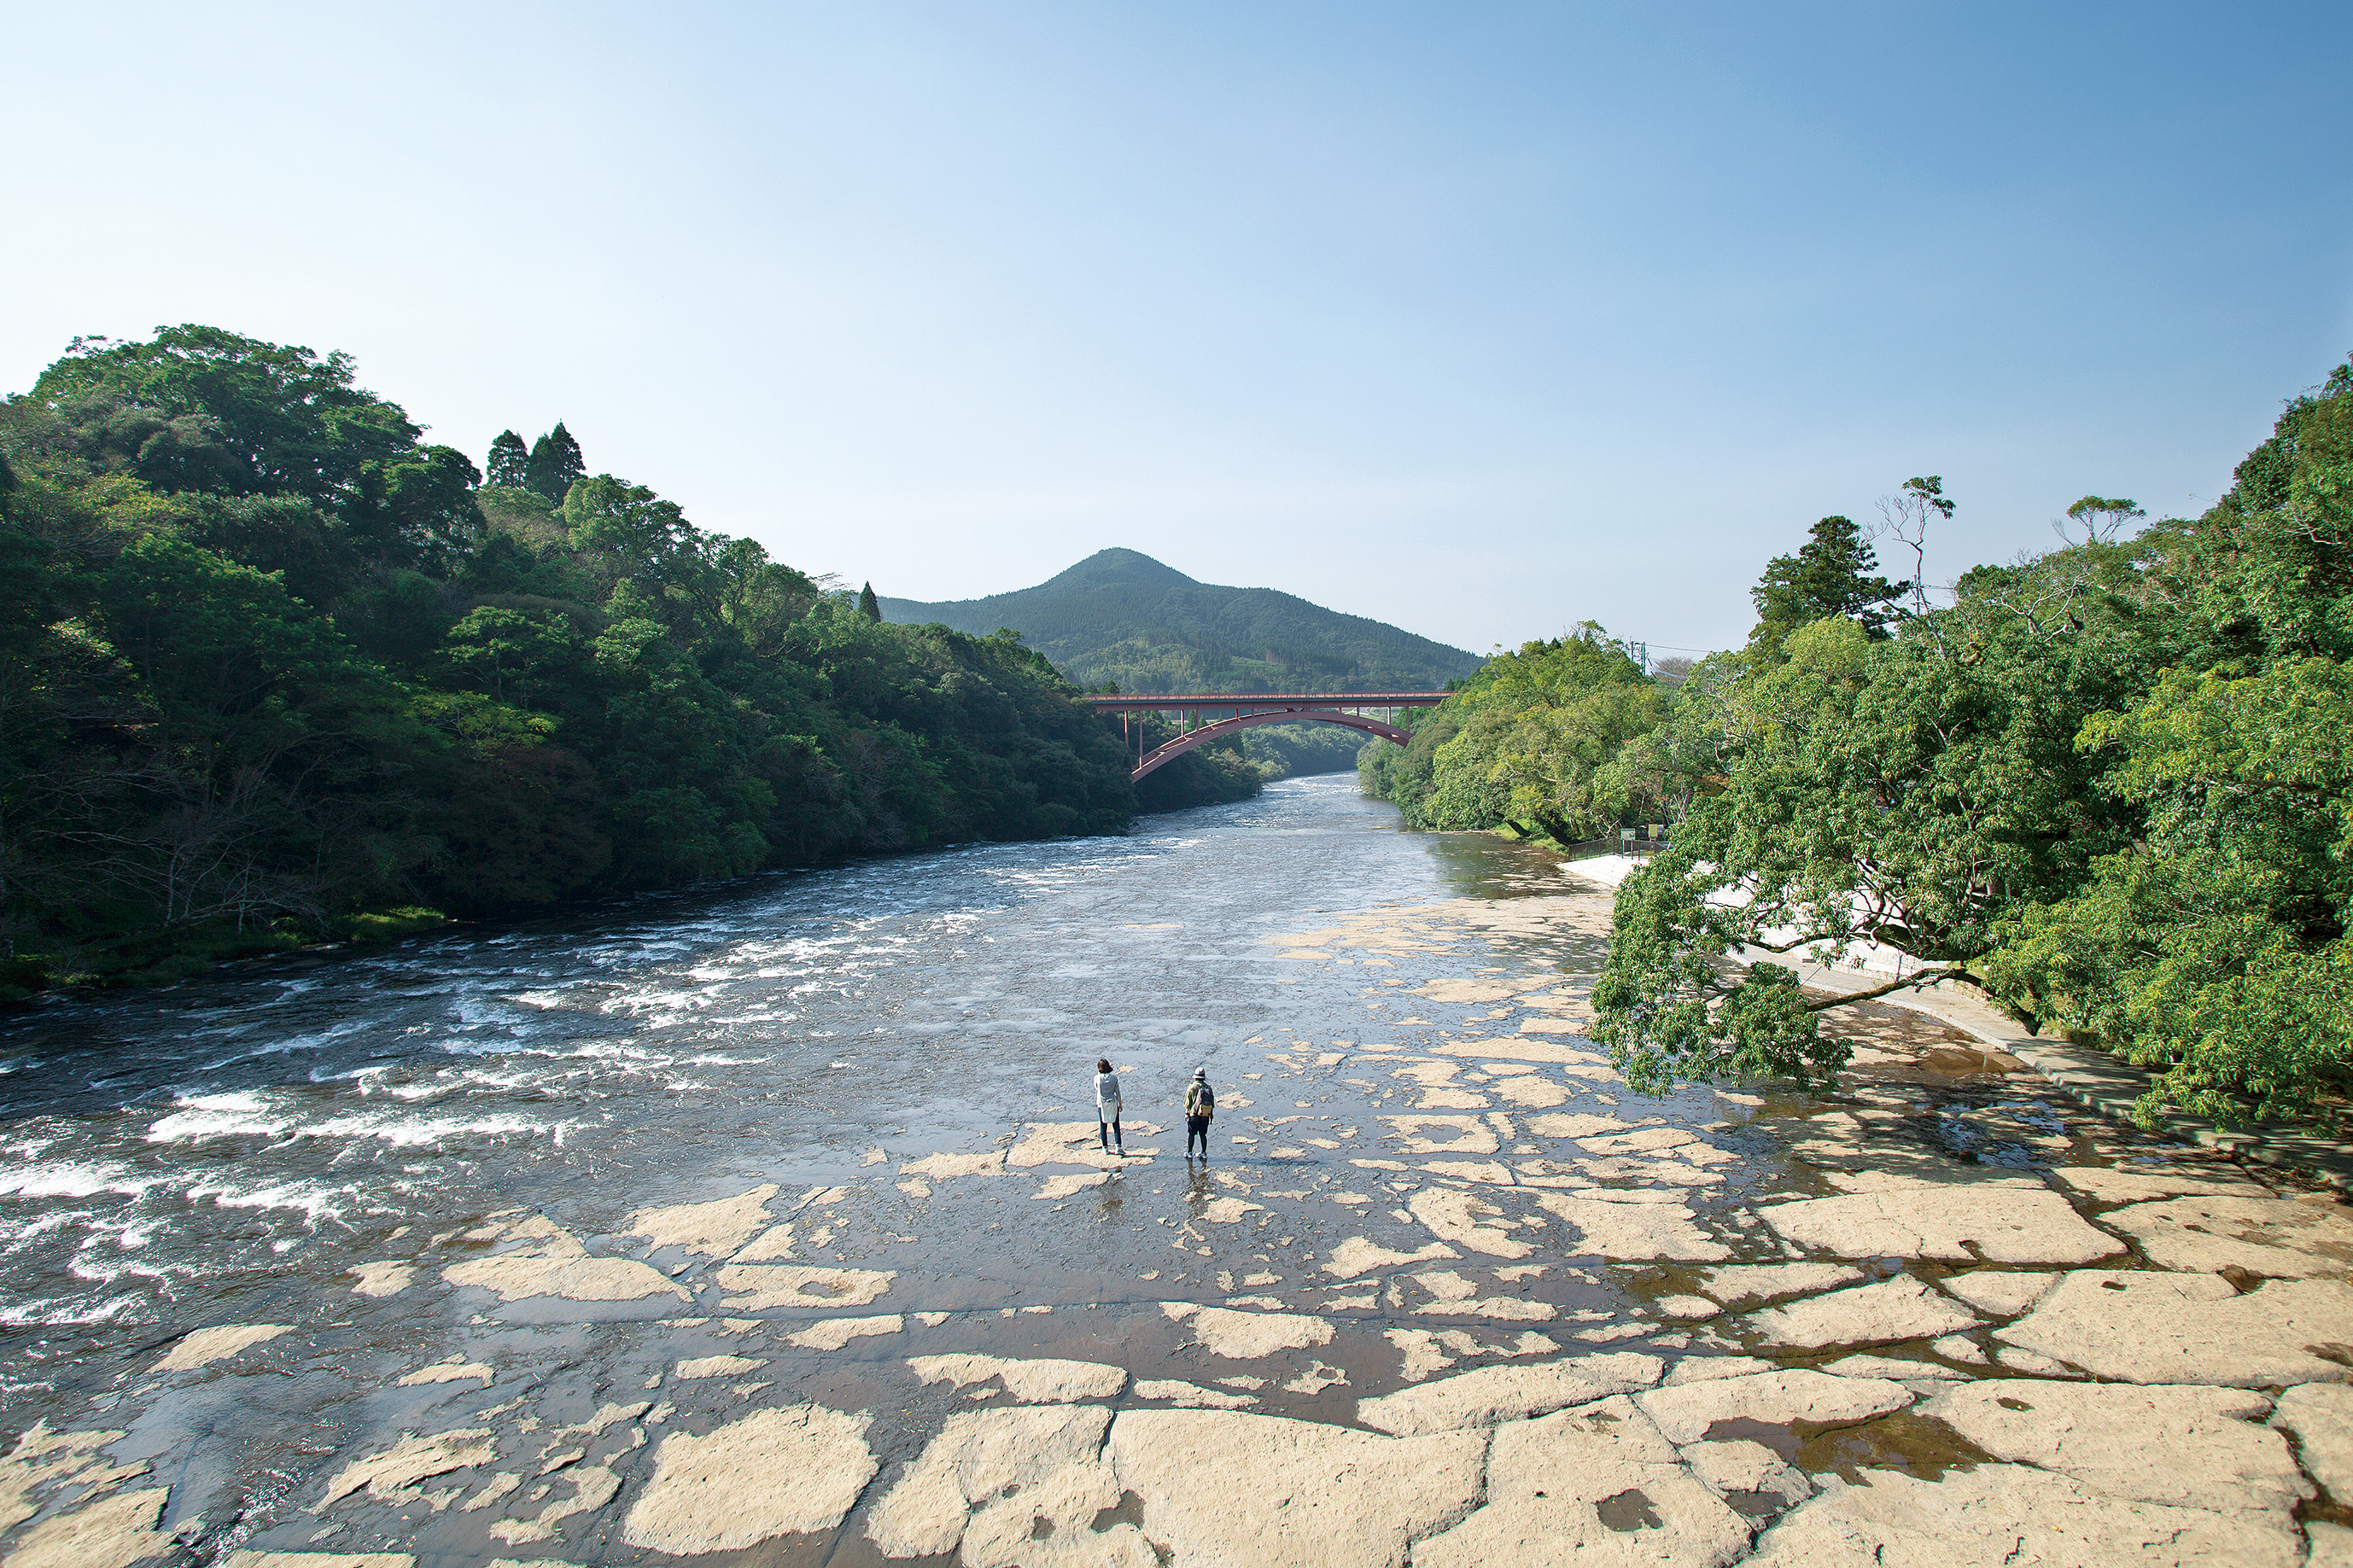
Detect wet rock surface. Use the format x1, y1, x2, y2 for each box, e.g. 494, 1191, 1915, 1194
2, 777, 2348, 1564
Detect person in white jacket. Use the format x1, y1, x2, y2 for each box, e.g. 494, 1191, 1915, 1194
1095, 1058, 1124, 1156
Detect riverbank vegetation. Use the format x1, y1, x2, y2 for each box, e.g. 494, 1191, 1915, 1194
0, 327, 1247, 997
1369, 358, 2353, 1129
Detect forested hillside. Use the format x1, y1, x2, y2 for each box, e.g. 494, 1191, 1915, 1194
879, 547, 1481, 693
0, 327, 1247, 994
1366, 359, 2353, 1130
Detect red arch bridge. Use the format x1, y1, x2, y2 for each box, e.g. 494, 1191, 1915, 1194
1079, 691, 1449, 782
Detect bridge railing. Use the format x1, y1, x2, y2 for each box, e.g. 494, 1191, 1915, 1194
1078, 691, 1451, 712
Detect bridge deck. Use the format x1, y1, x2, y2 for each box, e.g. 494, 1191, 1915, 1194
1079, 691, 1448, 711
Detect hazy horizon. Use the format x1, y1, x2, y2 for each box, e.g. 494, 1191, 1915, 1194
9, 3, 2349, 656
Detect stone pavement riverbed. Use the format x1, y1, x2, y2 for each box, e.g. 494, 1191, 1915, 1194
3, 777, 2350, 1566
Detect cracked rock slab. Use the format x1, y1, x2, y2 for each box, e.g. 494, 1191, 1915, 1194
1636, 1368, 1912, 1445
1934, 1270, 2058, 1318
712, 1263, 894, 1310
6, 1485, 172, 1568
1533, 1192, 1731, 1262
1757, 1186, 2124, 1265
622, 1404, 875, 1553
321, 1428, 496, 1506
151, 1323, 293, 1373
1408, 1188, 1533, 1258
1106, 1409, 1485, 1568
2273, 1384, 2353, 1500
1923, 1379, 2303, 1513
1357, 1352, 1663, 1437
1186, 1309, 1333, 1360
622, 1183, 779, 1257
2100, 1194, 2353, 1279
1743, 1462, 2300, 1566
1695, 1263, 1860, 1307
1743, 1277, 1979, 1349
1997, 1272, 2353, 1386
785, 1314, 902, 1350
1416, 1396, 1753, 1568
865, 1404, 1143, 1565
1682, 1437, 1812, 1507
443, 1220, 689, 1304
909, 1354, 1128, 1402
1322, 1235, 1458, 1279
2047, 1166, 2270, 1204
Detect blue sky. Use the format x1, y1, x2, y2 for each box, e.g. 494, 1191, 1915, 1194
8, 3, 2350, 656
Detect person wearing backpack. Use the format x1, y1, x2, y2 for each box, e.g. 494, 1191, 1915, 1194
1184, 1068, 1214, 1162
1095, 1058, 1124, 1156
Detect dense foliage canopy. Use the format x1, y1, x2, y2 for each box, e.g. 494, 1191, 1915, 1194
1582, 359, 2353, 1127
0, 328, 1247, 993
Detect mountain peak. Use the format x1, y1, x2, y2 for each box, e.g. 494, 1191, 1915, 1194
1039, 548, 1198, 592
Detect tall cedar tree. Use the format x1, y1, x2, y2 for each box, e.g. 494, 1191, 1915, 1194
523, 423, 586, 504
486, 430, 529, 489
1746, 515, 1908, 656
857, 581, 882, 621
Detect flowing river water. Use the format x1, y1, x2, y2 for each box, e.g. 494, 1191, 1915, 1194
3, 773, 2347, 1567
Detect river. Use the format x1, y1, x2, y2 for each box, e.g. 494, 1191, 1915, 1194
1, 772, 2321, 1567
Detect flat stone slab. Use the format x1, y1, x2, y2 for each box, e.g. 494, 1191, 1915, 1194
622, 1404, 876, 1554
622, 1183, 780, 1256
908, 1354, 1127, 1402
1923, 1379, 2305, 1513
442, 1217, 690, 1304
1743, 1277, 1979, 1349
712, 1263, 895, 1310
1183, 1308, 1334, 1360
1106, 1409, 1485, 1568
321, 1428, 496, 1506
1414, 1396, 1754, 1568
2048, 1166, 2271, 1204
1357, 1353, 1663, 1437
1744, 1463, 2301, 1566
1757, 1186, 2124, 1265
1934, 1270, 2058, 1318
1997, 1272, 2353, 1386
1533, 1192, 1731, 1262
152, 1324, 294, 1373
2271, 1384, 2353, 1501
1696, 1263, 1862, 1307
1409, 1188, 1533, 1257
2100, 1194, 2353, 1279
1322, 1235, 1457, 1279
865, 1405, 1139, 1562
1635, 1368, 1912, 1445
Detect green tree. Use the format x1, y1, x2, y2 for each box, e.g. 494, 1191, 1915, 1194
486, 430, 530, 489
29, 324, 421, 508
524, 423, 586, 504
88, 536, 439, 926
858, 581, 882, 621
1747, 514, 1910, 657
1362, 629, 1661, 840
1591, 364, 2353, 1126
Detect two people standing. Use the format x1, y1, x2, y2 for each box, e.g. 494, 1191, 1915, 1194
1092, 1059, 1215, 1161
